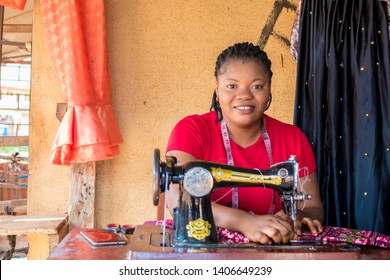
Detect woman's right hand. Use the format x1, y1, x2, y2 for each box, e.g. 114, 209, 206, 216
237, 212, 295, 244
212, 203, 295, 244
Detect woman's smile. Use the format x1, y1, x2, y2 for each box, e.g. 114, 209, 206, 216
233, 105, 255, 112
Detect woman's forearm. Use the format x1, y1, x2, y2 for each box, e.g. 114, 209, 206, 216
211, 202, 250, 233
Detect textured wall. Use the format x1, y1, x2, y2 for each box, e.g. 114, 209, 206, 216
28, 0, 70, 216
29, 0, 299, 227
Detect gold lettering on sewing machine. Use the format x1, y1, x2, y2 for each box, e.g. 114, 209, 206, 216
211, 167, 282, 185
186, 218, 211, 240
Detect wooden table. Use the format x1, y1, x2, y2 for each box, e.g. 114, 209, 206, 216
0, 215, 68, 260
48, 226, 390, 260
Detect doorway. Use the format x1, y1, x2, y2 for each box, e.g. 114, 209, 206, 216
0, 1, 32, 215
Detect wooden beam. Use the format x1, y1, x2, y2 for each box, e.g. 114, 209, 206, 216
3, 24, 32, 33
0, 59, 31, 65
68, 162, 96, 229
55, 102, 96, 230
0, 198, 27, 208
0, 136, 29, 147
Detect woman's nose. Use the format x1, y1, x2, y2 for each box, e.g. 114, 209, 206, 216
236, 88, 252, 100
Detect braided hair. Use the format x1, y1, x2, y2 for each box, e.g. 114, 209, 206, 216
210, 42, 273, 122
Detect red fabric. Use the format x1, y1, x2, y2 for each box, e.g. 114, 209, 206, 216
144, 220, 390, 248
0, 0, 27, 10
167, 112, 316, 215
40, 0, 123, 165
298, 226, 390, 248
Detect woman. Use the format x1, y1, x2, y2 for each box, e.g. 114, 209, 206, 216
166, 42, 324, 244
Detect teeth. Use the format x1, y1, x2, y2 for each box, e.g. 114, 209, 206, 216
235, 106, 253, 110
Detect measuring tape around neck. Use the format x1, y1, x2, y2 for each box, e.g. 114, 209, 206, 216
220, 117, 276, 214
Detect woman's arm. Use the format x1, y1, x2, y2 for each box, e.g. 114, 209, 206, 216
293, 172, 324, 234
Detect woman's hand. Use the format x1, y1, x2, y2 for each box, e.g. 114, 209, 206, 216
275, 209, 323, 236
238, 213, 295, 244
293, 209, 323, 235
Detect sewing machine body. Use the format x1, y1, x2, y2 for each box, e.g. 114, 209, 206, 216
152, 149, 311, 247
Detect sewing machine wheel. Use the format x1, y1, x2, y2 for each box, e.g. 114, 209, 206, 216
152, 149, 162, 206
183, 167, 213, 197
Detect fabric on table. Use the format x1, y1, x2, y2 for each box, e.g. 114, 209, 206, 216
144, 220, 390, 248
143, 219, 249, 244
298, 226, 390, 248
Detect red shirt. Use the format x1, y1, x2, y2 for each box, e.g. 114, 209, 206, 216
166, 112, 316, 215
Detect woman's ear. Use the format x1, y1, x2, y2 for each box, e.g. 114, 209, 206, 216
265, 93, 272, 110
214, 81, 219, 96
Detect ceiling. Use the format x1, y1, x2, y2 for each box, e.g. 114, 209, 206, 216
1, 0, 33, 65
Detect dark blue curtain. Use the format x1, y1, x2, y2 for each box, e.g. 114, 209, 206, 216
294, 0, 390, 235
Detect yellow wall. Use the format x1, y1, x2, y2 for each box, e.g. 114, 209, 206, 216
29, 0, 299, 228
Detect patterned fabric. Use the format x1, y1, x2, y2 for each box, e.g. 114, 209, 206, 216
298, 226, 390, 248
144, 219, 174, 228
144, 219, 251, 244
218, 227, 250, 244
39, 0, 123, 165
145, 220, 390, 248
0, 0, 27, 10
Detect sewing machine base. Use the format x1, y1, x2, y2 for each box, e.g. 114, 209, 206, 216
129, 225, 362, 260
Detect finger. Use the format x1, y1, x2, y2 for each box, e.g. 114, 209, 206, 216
301, 218, 318, 234
313, 220, 323, 232
293, 220, 302, 235
274, 211, 290, 222
263, 227, 291, 244
275, 218, 294, 235
253, 231, 272, 245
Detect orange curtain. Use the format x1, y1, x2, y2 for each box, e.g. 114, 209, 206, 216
40, 0, 123, 165
0, 0, 27, 10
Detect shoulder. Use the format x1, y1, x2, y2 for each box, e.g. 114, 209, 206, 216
265, 115, 316, 172
180, 111, 217, 123
265, 115, 312, 151
264, 115, 300, 132
265, 115, 306, 136
176, 111, 217, 129
167, 111, 220, 159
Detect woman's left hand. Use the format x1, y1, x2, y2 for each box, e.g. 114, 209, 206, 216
275, 209, 323, 236
293, 217, 323, 235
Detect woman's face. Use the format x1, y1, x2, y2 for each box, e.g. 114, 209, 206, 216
215, 59, 271, 129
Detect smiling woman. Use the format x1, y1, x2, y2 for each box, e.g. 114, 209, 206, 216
165, 42, 324, 245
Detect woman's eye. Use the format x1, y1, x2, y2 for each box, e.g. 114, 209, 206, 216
226, 84, 236, 89
253, 84, 264, 89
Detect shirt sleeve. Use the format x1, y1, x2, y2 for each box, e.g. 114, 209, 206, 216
166, 115, 206, 159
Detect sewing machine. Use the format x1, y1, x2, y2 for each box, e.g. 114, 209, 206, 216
151, 148, 311, 247
128, 149, 365, 259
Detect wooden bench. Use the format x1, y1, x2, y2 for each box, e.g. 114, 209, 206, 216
0, 214, 68, 259
0, 199, 27, 215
